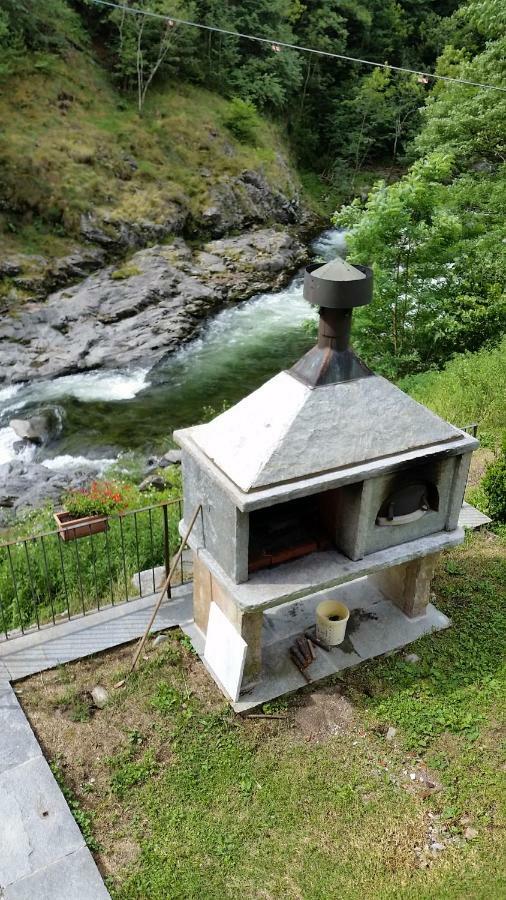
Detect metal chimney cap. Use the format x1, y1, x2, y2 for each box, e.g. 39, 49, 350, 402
303, 259, 373, 309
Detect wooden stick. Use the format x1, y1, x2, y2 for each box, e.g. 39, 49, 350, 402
130, 504, 202, 674
290, 648, 312, 683
243, 713, 287, 720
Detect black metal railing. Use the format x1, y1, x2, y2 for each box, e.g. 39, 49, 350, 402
462, 422, 479, 438
0, 498, 190, 641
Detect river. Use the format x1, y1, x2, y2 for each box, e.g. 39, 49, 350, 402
0, 228, 345, 472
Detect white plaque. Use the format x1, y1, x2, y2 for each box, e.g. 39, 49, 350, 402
204, 602, 247, 702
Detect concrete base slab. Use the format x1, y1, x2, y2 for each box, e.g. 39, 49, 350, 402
195, 528, 464, 614
182, 576, 450, 712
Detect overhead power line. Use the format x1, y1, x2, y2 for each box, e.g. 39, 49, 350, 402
87, 0, 506, 94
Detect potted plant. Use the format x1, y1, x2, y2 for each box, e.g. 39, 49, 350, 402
55, 481, 132, 541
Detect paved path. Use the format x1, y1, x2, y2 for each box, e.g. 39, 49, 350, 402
458, 501, 492, 530
0, 585, 192, 681
0, 680, 110, 899
0, 586, 192, 899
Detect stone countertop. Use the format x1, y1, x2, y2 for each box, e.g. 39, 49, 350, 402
191, 528, 465, 613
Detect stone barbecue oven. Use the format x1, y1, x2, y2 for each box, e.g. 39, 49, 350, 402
174, 257, 478, 706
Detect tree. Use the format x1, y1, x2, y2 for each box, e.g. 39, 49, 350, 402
0, 0, 83, 77
333, 0, 506, 378
101, 0, 198, 114
329, 69, 425, 184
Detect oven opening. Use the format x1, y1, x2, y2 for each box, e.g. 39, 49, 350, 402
248, 494, 334, 573
376, 480, 439, 527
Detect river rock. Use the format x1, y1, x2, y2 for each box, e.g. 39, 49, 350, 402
0, 228, 305, 385
90, 685, 109, 708
0, 459, 90, 527
9, 411, 60, 445
80, 203, 189, 251
139, 474, 166, 492
200, 169, 304, 236
161, 450, 182, 466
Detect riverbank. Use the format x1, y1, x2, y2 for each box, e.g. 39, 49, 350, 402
0, 228, 344, 524
0, 228, 306, 386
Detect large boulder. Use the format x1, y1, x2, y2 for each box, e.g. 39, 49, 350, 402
0, 458, 90, 526
199, 169, 304, 236
9, 408, 63, 445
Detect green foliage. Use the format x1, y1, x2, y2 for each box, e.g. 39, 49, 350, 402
98, 0, 199, 113
399, 337, 506, 440
110, 264, 143, 280
482, 440, 506, 523
50, 758, 100, 850
329, 69, 425, 182
334, 0, 506, 378
0, 0, 84, 73
108, 747, 158, 799
150, 681, 184, 714
223, 97, 260, 144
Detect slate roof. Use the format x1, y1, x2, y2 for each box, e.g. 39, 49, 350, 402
175, 370, 463, 493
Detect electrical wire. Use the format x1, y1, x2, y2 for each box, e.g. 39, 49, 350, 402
86, 0, 506, 93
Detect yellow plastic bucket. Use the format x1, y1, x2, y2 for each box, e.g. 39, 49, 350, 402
316, 600, 350, 646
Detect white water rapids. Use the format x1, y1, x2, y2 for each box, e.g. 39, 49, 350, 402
0, 228, 346, 469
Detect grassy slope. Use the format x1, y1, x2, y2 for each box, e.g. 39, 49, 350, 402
401, 337, 506, 445
0, 44, 301, 262
21, 529, 505, 900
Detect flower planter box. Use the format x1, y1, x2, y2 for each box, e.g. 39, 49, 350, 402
54, 511, 109, 542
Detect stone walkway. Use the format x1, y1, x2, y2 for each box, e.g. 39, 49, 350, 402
458, 501, 492, 530
0, 585, 192, 899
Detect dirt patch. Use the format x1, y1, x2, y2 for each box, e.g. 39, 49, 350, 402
293, 685, 355, 743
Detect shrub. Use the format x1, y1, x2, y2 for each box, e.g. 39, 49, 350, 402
223, 97, 259, 144
482, 439, 506, 523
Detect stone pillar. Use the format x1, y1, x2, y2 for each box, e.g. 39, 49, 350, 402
370, 552, 439, 618
192, 551, 263, 685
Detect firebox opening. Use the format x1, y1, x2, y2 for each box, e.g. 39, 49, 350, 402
248, 494, 335, 573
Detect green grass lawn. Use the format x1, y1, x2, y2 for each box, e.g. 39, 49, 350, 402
21, 529, 506, 899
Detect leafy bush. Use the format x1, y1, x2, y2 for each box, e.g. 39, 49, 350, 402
223, 98, 260, 144
482, 440, 506, 523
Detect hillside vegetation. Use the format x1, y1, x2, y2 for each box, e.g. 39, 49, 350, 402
401, 337, 506, 445
0, 0, 461, 273
337, 0, 506, 379
0, 40, 301, 272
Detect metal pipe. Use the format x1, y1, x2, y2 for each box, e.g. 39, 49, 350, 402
318, 307, 353, 352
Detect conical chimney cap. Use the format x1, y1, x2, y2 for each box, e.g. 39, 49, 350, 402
312, 257, 367, 282
303, 260, 373, 309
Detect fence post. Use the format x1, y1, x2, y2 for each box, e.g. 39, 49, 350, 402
162, 503, 171, 599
